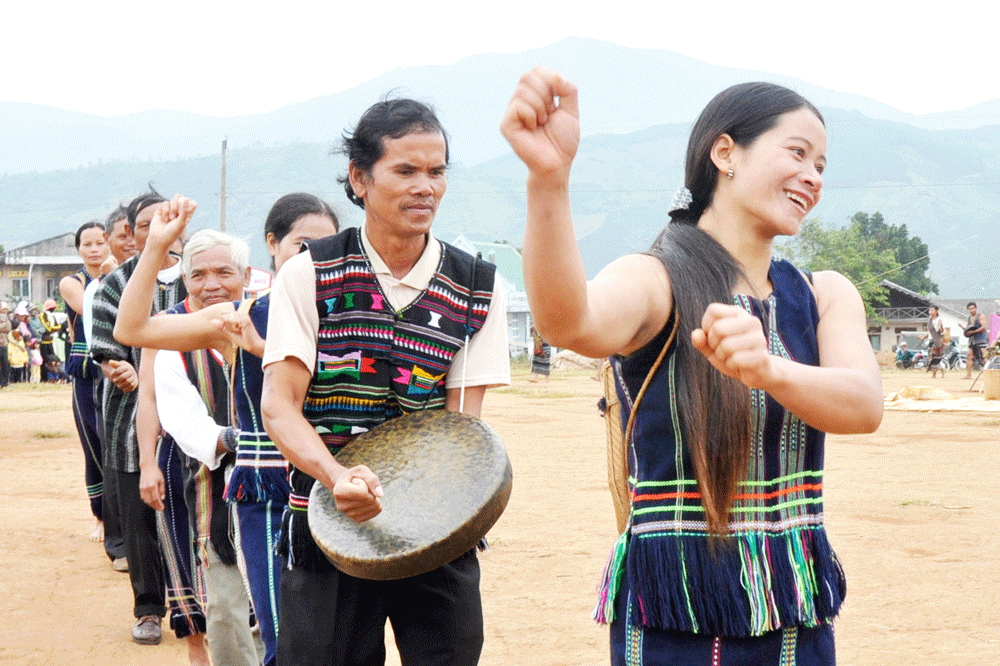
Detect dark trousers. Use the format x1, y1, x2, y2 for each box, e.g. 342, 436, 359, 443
101, 468, 126, 560
116, 470, 167, 618
0, 347, 10, 386
94, 380, 125, 561
277, 548, 483, 666
71, 376, 103, 520
971, 343, 985, 370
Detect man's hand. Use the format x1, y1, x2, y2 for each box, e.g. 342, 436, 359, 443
691, 303, 777, 390
100, 254, 119, 277
139, 462, 166, 511
102, 359, 139, 392
500, 67, 580, 178
214, 304, 264, 357
331, 465, 384, 523
147, 194, 197, 254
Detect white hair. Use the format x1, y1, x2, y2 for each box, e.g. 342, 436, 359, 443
181, 229, 250, 277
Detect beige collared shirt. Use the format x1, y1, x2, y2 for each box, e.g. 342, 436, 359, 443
263, 226, 510, 390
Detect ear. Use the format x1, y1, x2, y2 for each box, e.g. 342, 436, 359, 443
709, 133, 736, 176
266, 232, 278, 258
243, 267, 251, 287
348, 162, 369, 201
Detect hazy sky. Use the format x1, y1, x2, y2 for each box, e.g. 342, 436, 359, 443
5, 2, 996, 117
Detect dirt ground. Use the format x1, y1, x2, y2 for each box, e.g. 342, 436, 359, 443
1, 368, 998, 665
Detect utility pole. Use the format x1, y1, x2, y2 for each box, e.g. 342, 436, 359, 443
220, 137, 227, 231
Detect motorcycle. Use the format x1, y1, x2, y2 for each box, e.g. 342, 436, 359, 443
941, 341, 966, 371
912, 340, 965, 371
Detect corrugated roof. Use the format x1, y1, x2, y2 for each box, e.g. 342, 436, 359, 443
451, 236, 525, 293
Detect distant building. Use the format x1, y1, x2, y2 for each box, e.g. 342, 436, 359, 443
0, 233, 80, 305
451, 236, 531, 356
869, 280, 994, 351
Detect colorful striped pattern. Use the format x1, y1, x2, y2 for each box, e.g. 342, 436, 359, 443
225, 295, 291, 505
597, 259, 845, 638
90, 256, 186, 473
279, 229, 495, 571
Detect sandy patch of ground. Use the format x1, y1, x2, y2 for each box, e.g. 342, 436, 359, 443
0, 369, 997, 664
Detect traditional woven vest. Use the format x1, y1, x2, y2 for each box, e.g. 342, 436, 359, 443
225, 294, 290, 505
65, 270, 98, 380
169, 301, 237, 565
595, 259, 845, 637
280, 228, 496, 570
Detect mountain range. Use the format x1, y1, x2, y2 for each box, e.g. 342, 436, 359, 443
2, 38, 997, 298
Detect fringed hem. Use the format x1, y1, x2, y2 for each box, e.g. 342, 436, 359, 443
276, 510, 336, 573
599, 527, 845, 637
593, 528, 630, 624
224, 465, 290, 504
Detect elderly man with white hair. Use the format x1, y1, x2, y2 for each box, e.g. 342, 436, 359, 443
133, 227, 262, 666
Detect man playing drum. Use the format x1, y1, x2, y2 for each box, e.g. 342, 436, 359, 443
261, 99, 510, 665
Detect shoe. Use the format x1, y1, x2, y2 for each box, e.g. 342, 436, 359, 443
132, 615, 162, 645
111, 557, 129, 572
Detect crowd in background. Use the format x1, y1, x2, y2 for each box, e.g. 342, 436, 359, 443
1, 298, 70, 387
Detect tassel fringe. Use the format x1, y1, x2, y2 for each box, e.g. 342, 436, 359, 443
225, 466, 290, 504
602, 527, 845, 636
593, 528, 630, 624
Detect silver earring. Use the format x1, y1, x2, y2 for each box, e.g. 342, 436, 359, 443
727, 167, 734, 179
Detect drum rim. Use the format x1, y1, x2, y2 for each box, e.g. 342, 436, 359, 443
307, 410, 512, 580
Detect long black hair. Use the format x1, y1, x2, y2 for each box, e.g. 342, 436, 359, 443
264, 193, 339, 270
653, 82, 822, 534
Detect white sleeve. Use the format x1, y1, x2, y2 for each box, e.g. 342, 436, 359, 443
445, 279, 511, 389
262, 250, 319, 371
153, 350, 227, 470
82, 279, 99, 344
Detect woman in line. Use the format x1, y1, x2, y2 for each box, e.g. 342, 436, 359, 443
502, 69, 883, 665
114, 193, 338, 666
59, 221, 112, 541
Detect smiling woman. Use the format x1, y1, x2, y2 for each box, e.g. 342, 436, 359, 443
502, 68, 883, 666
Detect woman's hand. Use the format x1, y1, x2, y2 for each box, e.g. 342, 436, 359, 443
501, 67, 580, 178
692, 303, 778, 390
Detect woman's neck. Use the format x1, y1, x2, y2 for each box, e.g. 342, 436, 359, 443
697, 205, 774, 298
83, 261, 103, 279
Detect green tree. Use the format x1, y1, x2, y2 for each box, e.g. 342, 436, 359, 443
849, 211, 937, 295
779, 218, 900, 320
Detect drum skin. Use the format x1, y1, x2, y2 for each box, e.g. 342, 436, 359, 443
308, 410, 513, 580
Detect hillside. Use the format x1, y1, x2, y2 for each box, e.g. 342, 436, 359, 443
3, 105, 997, 298
3, 37, 998, 175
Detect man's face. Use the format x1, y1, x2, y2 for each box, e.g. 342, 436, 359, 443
930, 307, 938, 317
350, 131, 448, 242
968, 305, 978, 317
183, 244, 247, 310
132, 205, 157, 253
108, 218, 136, 263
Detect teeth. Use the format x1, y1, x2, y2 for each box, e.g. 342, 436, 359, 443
786, 191, 808, 208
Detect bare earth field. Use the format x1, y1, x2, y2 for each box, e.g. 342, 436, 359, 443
1, 369, 998, 665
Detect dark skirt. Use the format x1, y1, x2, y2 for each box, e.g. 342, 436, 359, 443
610, 589, 835, 666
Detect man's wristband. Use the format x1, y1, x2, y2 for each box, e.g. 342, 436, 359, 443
221, 427, 240, 454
